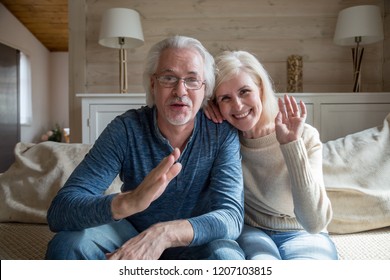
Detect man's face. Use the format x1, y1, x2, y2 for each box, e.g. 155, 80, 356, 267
151, 48, 205, 129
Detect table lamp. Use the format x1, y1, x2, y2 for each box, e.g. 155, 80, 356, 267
333, 5, 383, 92
99, 8, 144, 93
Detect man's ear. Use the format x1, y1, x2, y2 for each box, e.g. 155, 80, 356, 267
149, 76, 157, 104
150, 76, 156, 91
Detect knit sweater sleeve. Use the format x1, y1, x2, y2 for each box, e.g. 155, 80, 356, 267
279, 125, 333, 233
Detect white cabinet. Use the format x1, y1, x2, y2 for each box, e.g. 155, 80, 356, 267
77, 93, 146, 144
319, 103, 390, 142
78, 92, 390, 144
284, 92, 390, 142
278, 92, 390, 142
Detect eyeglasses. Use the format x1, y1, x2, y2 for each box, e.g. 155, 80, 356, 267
154, 74, 205, 90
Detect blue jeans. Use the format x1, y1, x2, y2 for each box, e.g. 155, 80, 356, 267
237, 225, 338, 260
45, 219, 245, 260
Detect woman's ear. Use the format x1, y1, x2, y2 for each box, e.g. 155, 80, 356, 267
259, 81, 264, 99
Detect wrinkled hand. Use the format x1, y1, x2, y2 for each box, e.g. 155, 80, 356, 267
111, 148, 182, 220
106, 220, 193, 260
204, 99, 224, 123
275, 95, 307, 144
106, 224, 165, 260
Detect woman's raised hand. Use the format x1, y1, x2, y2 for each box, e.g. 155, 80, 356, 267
275, 94, 307, 144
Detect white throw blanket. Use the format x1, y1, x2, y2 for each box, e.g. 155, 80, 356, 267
323, 113, 390, 233
0, 142, 121, 224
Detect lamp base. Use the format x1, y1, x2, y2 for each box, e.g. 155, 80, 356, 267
119, 48, 128, 93
351, 43, 364, 93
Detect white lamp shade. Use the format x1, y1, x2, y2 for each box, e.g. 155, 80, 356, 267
334, 5, 383, 46
99, 8, 144, 49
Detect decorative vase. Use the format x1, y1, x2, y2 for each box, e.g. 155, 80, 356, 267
287, 55, 303, 93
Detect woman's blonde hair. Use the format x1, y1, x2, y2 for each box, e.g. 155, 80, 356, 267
213, 50, 279, 124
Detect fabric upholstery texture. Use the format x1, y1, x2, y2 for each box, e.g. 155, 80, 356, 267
0, 223, 54, 259
323, 113, 390, 234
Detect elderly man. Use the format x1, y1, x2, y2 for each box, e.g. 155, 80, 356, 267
46, 35, 244, 260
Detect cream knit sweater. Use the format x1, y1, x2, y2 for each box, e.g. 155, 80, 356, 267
240, 124, 332, 234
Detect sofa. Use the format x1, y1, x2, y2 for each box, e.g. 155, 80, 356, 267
1, 114, 390, 260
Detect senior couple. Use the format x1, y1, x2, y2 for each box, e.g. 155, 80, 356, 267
46, 35, 338, 260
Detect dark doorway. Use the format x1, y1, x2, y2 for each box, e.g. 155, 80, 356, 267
0, 43, 20, 172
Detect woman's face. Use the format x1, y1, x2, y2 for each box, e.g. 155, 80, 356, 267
215, 71, 262, 133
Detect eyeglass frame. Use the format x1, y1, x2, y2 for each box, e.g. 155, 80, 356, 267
153, 73, 206, 90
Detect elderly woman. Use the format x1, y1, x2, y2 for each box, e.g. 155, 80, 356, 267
205, 50, 338, 260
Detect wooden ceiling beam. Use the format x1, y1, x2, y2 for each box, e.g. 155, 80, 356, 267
1, 0, 68, 52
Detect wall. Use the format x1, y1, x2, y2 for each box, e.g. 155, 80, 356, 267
69, 0, 387, 143
50, 52, 69, 130
0, 4, 69, 143
0, 3, 50, 143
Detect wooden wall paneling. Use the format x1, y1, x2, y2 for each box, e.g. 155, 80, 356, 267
87, 0, 382, 18
68, 0, 387, 142
86, 61, 146, 92
86, 14, 337, 42
83, 0, 385, 96
304, 61, 382, 83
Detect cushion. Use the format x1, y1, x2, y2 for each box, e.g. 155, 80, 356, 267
323, 113, 390, 234
0, 141, 122, 224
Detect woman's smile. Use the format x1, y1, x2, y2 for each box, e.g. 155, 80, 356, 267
233, 109, 251, 119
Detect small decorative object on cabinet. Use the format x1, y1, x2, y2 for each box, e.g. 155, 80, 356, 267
287, 55, 303, 93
